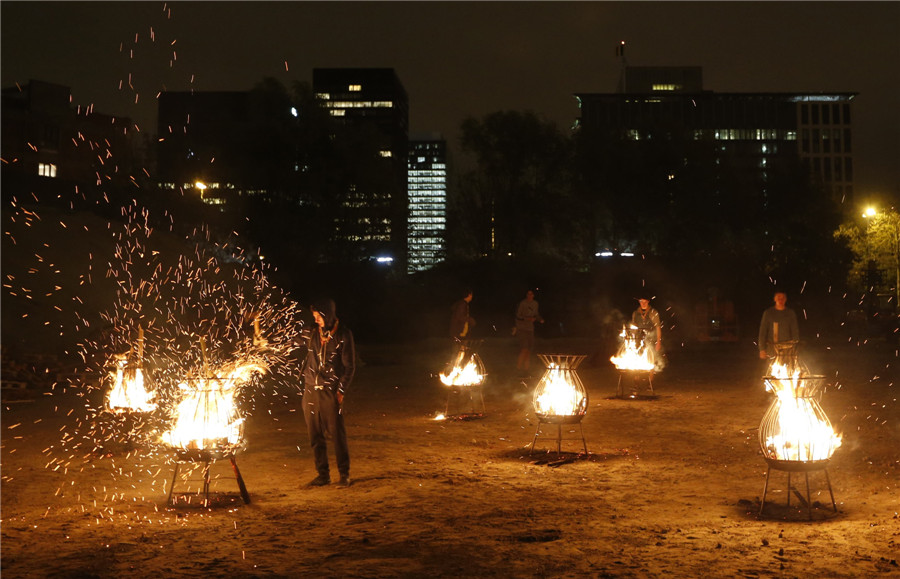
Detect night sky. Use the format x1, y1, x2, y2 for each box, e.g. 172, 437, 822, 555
2, 1, 898, 198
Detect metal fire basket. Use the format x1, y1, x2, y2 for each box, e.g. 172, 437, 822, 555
764, 340, 809, 378
612, 327, 656, 398
615, 369, 654, 398
441, 339, 487, 419
530, 354, 589, 455
164, 361, 252, 506
757, 374, 839, 519
167, 446, 251, 506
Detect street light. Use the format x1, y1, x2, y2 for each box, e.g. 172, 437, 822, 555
862, 206, 900, 312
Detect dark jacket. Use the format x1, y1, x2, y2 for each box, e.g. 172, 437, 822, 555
302, 321, 356, 397
449, 299, 473, 338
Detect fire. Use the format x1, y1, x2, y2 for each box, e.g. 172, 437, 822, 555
439, 359, 484, 387
534, 364, 582, 416
106, 356, 157, 412
161, 361, 264, 451
106, 327, 156, 412
761, 365, 842, 462
610, 325, 655, 371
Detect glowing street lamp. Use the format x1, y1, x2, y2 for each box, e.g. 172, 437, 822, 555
861, 205, 900, 310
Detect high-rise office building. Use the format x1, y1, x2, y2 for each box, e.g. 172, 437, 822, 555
407, 135, 447, 274
577, 66, 856, 204
313, 68, 409, 268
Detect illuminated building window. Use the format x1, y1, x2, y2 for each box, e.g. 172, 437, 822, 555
349, 84, 362, 91
379, 150, 392, 158
316, 92, 331, 100
652, 84, 681, 91
38, 163, 57, 178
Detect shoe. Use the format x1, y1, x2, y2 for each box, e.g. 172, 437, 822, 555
306, 474, 330, 487
337, 475, 351, 488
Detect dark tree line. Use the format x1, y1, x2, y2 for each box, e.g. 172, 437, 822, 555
25, 78, 852, 342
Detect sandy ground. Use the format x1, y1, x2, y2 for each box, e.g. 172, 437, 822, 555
1, 336, 898, 578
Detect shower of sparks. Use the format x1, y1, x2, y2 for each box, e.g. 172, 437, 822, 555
3, 198, 304, 517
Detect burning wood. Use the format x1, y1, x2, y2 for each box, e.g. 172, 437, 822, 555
530, 354, 589, 454
160, 338, 265, 452
533, 355, 587, 419
440, 344, 485, 387
760, 367, 842, 463
610, 325, 656, 371
765, 340, 809, 378
106, 327, 157, 413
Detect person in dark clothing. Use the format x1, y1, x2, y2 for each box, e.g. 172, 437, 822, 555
449, 289, 475, 340
301, 298, 355, 488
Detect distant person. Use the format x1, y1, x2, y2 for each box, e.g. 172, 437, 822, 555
631, 293, 665, 372
301, 298, 355, 488
758, 290, 800, 360
514, 289, 545, 375
449, 289, 475, 342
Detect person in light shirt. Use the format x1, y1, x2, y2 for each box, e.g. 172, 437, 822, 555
514, 289, 545, 375
631, 293, 665, 372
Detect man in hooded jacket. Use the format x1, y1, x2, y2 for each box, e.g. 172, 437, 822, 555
301, 298, 355, 488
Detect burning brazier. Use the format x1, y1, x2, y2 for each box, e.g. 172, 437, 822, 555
610, 325, 657, 398
101, 327, 158, 451
162, 340, 260, 506
757, 366, 841, 519
438, 340, 486, 419
529, 354, 589, 454
765, 340, 809, 378
106, 327, 157, 413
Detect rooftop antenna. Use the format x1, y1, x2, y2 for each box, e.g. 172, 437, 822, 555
616, 41, 628, 93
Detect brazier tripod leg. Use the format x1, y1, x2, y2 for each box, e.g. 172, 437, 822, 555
805, 472, 813, 520
167, 462, 181, 506
230, 455, 251, 504
202, 461, 211, 505
579, 423, 588, 455
529, 422, 542, 454
556, 424, 562, 454
824, 469, 837, 512
759, 466, 771, 516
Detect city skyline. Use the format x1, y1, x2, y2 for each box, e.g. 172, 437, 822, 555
2, 1, 898, 199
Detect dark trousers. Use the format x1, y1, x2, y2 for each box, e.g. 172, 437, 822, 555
302, 388, 349, 478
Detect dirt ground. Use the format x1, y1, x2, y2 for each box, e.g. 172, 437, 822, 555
1, 335, 898, 578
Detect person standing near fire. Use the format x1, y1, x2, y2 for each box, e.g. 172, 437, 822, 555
449, 288, 475, 341
514, 289, 544, 375
301, 298, 355, 488
757, 290, 799, 360
631, 293, 665, 371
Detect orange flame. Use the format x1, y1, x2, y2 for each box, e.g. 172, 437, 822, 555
161, 361, 264, 450
106, 356, 156, 412
534, 365, 582, 416
762, 364, 842, 462
610, 325, 655, 371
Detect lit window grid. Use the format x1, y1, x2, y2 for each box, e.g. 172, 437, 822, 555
38, 162, 57, 178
